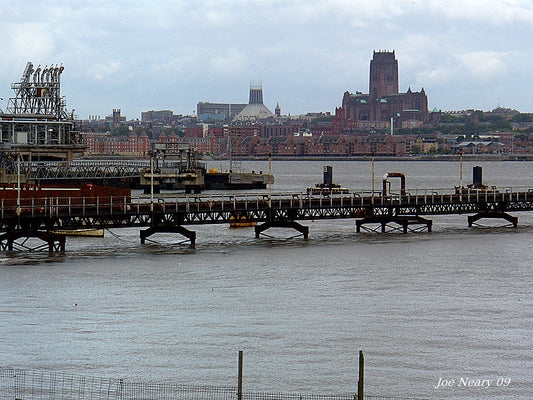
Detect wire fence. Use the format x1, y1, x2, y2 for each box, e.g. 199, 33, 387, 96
0, 367, 428, 400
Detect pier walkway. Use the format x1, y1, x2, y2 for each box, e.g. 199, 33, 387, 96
1, 186, 532, 251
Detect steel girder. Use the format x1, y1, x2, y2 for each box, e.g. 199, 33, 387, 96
0, 193, 533, 233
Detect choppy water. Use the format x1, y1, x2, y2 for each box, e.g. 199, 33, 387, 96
0, 161, 532, 400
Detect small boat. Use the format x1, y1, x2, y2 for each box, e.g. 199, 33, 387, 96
51, 228, 105, 237
229, 215, 257, 228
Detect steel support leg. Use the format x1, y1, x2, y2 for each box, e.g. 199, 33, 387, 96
468, 212, 518, 227
255, 220, 309, 239
140, 225, 196, 246
0, 230, 66, 252
355, 216, 432, 234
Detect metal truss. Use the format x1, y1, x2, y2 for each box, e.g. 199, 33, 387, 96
1, 189, 532, 250
2, 192, 533, 230
0, 229, 65, 252
7, 62, 68, 119
22, 161, 143, 180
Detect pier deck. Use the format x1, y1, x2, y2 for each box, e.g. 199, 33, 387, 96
1, 186, 532, 250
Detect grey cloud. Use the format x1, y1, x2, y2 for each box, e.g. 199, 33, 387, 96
0, 0, 532, 117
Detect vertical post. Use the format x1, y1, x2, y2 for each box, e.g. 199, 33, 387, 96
371, 153, 375, 205
358, 350, 364, 400
16, 153, 21, 217
459, 152, 463, 189
150, 152, 154, 213
238, 351, 243, 400
228, 125, 233, 173
268, 153, 272, 210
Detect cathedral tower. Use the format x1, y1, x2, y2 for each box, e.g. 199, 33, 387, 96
369, 51, 399, 99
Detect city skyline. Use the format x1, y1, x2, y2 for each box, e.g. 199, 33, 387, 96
1, 0, 533, 118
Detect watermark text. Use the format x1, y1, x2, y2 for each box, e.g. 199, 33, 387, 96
434, 377, 511, 389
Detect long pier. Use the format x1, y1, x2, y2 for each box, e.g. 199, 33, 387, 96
1, 185, 533, 251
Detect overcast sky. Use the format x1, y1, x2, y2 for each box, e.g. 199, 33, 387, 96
1, 0, 532, 120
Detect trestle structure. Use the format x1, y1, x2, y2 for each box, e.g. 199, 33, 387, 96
140, 225, 196, 246
356, 215, 432, 234
254, 208, 309, 239
0, 230, 65, 252
468, 212, 518, 227
465, 197, 518, 227
140, 213, 196, 246
0, 187, 532, 251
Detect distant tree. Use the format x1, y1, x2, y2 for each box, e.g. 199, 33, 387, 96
511, 113, 533, 123
93, 125, 108, 133
450, 128, 464, 137
436, 147, 453, 154
112, 126, 130, 136
464, 119, 478, 136
472, 110, 487, 122
439, 114, 464, 123
312, 115, 333, 123
490, 118, 512, 130
133, 126, 153, 139
410, 145, 422, 154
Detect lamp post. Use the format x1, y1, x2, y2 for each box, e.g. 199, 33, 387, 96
371, 152, 375, 205
459, 151, 463, 189
268, 152, 272, 209
16, 153, 21, 218
150, 152, 154, 212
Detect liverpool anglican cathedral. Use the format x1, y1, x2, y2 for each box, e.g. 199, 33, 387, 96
334, 51, 435, 131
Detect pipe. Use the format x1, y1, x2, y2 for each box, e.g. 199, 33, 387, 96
33, 66, 41, 83
52, 67, 59, 82
382, 172, 406, 197
41, 66, 48, 83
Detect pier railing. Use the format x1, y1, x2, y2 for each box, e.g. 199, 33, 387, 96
1, 186, 533, 220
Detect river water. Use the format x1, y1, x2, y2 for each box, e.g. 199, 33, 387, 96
0, 160, 531, 400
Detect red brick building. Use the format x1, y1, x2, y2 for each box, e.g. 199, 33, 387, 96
82, 131, 150, 156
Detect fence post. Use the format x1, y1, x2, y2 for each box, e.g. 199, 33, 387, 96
238, 351, 243, 400
358, 350, 364, 400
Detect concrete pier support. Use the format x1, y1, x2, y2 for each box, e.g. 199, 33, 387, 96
140, 225, 196, 246
356, 215, 432, 234
468, 212, 518, 228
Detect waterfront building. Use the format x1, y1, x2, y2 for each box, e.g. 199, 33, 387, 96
141, 110, 174, 124
82, 130, 150, 156
197, 102, 246, 122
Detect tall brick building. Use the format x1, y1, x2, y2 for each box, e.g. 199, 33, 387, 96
335, 51, 429, 129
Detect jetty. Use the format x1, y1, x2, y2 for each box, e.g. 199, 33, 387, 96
0, 170, 531, 251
